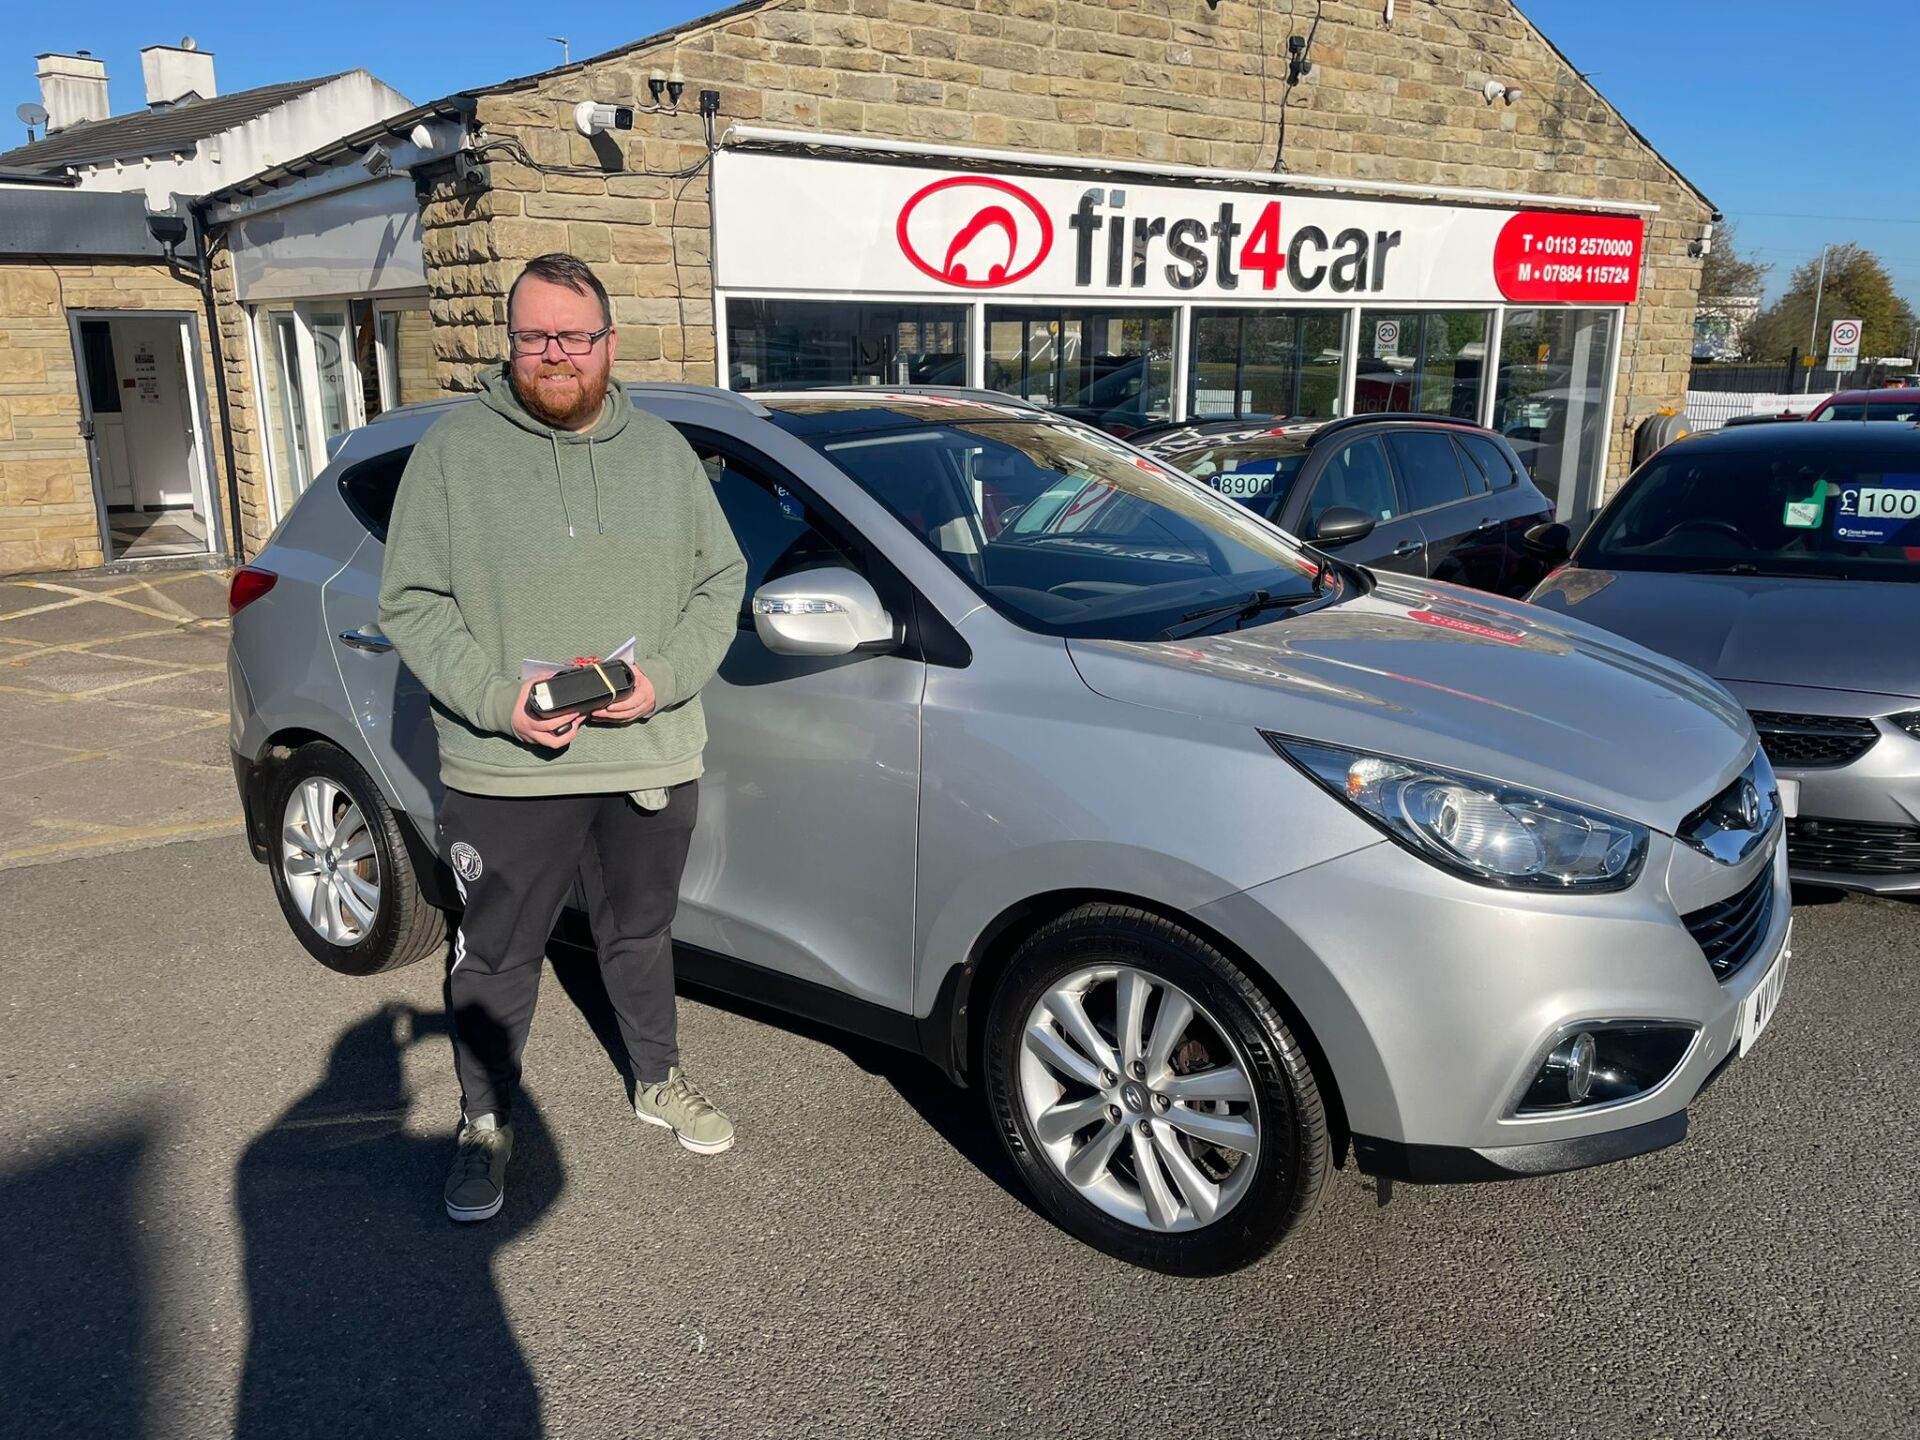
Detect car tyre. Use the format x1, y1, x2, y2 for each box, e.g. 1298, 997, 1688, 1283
984, 904, 1329, 1275
266, 742, 446, 976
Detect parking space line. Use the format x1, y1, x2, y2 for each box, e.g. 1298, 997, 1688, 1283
0, 816, 242, 865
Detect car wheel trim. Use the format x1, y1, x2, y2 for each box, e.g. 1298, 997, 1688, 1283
1018, 965, 1261, 1234
280, 777, 381, 948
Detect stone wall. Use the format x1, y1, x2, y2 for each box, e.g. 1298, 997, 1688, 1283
431, 0, 1711, 490
0, 259, 232, 576
206, 237, 273, 559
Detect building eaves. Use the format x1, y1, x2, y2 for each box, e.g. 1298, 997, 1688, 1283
202, 95, 477, 206
0, 74, 347, 174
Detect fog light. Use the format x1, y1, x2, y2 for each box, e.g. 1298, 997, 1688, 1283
1516, 1023, 1697, 1115
1545, 1031, 1598, 1104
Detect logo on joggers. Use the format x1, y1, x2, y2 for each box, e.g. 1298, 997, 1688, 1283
451, 843, 483, 883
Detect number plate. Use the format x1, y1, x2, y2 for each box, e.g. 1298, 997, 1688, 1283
1738, 932, 1790, 1056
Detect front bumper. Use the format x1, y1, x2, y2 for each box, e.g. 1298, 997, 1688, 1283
1194, 831, 1792, 1180
1728, 680, 1920, 896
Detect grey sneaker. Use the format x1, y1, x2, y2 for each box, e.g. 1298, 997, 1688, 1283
444, 1113, 513, 1222
634, 1067, 735, 1154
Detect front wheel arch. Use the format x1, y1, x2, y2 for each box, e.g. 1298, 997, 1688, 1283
935, 887, 1351, 1169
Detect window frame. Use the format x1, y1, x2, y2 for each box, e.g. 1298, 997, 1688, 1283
1379, 426, 1477, 519
675, 424, 967, 666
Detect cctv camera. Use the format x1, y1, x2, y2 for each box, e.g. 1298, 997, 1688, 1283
572, 101, 634, 137
1482, 80, 1523, 106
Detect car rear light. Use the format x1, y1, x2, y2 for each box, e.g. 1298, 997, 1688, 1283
229, 566, 278, 616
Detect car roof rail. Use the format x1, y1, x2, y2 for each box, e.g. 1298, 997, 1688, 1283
626, 382, 773, 417
1302, 411, 1488, 446
746, 383, 1050, 412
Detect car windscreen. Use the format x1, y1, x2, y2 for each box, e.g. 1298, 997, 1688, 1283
1160, 441, 1308, 508
810, 420, 1340, 639
1580, 442, 1920, 583
1813, 401, 1920, 422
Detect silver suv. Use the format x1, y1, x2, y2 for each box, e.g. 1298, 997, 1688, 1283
228, 386, 1792, 1274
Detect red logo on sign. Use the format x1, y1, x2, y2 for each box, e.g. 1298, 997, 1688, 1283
896, 176, 1053, 289
1493, 211, 1643, 304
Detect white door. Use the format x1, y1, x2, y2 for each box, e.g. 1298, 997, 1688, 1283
109, 318, 198, 510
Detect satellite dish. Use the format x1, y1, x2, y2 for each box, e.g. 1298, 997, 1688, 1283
17, 102, 49, 127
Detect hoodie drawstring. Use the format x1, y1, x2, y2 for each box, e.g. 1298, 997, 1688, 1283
550, 431, 574, 538
551, 426, 608, 539
588, 437, 606, 535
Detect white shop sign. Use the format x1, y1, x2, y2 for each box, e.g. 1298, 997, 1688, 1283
713, 149, 1645, 306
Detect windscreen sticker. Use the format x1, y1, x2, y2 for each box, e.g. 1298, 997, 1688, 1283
1833, 474, 1920, 545
1782, 479, 1831, 529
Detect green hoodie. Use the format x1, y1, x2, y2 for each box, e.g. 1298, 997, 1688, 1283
377, 368, 746, 798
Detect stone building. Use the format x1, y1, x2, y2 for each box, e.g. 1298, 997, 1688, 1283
3, 0, 1717, 574
407, 0, 1710, 522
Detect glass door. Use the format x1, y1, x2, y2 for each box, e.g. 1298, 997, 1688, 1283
304, 307, 357, 443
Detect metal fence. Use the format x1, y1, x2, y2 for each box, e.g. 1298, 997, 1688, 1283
1683, 391, 1819, 433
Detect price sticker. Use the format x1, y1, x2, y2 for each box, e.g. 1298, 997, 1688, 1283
1833, 474, 1920, 545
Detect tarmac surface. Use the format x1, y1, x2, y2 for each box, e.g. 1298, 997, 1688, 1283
1, 569, 1916, 1439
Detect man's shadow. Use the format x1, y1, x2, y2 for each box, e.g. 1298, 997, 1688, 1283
233, 1004, 560, 1440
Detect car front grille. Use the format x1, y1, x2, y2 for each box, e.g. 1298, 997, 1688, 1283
1787, 817, 1920, 876
1748, 710, 1879, 769
1680, 865, 1777, 982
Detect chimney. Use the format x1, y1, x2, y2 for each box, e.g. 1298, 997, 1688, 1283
141, 38, 216, 111
35, 52, 110, 133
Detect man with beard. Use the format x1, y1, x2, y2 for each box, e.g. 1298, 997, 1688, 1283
379, 253, 746, 1221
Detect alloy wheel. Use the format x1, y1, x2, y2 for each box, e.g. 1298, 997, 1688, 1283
1017, 965, 1261, 1232
280, 777, 381, 947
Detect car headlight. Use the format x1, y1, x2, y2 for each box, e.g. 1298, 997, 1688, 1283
1892, 711, 1920, 740
1265, 734, 1649, 892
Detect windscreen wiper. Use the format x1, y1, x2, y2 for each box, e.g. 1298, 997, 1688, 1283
1160, 587, 1321, 641
1687, 564, 1847, 580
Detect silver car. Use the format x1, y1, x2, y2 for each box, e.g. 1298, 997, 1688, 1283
228, 386, 1792, 1274
1527, 421, 1920, 896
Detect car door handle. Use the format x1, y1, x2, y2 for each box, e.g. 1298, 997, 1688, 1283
1470, 517, 1502, 535
1390, 539, 1424, 557
338, 628, 394, 653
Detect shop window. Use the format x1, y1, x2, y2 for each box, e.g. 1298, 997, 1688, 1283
1188, 310, 1344, 420
1356, 310, 1489, 420
1493, 308, 1616, 520
726, 299, 967, 390
986, 307, 1173, 436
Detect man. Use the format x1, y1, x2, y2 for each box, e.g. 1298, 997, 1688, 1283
379, 253, 746, 1222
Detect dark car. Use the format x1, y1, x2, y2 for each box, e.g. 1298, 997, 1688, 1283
1525, 421, 1920, 895
1139, 413, 1557, 598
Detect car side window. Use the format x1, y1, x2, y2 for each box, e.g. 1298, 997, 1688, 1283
1384, 430, 1471, 513
341, 448, 412, 542
1450, 437, 1491, 494
682, 439, 866, 623
1308, 437, 1400, 526
1458, 433, 1520, 490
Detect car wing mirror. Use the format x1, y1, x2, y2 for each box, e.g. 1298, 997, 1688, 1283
1523, 521, 1573, 560
751, 568, 898, 658
1309, 506, 1376, 549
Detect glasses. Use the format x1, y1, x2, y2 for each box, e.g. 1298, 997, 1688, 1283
509, 326, 612, 357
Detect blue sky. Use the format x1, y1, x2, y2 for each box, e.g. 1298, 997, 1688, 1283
13, 0, 1916, 306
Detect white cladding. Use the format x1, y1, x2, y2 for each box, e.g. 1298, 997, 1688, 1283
229, 176, 426, 301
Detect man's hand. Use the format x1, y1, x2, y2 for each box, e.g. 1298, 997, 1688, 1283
591, 668, 657, 725
511, 675, 583, 749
